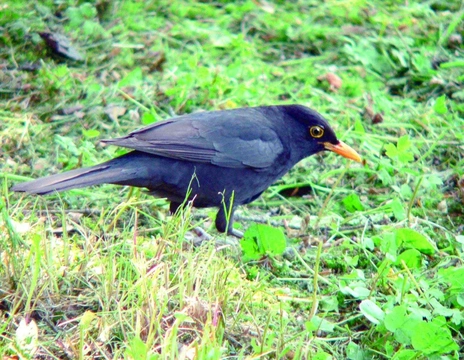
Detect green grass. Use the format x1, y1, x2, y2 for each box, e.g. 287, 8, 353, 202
1, 0, 463, 358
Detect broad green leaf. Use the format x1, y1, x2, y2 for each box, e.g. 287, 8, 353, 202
378, 167, 393, 185
359, 299, 385, 324
385, 143, 398, 159
391, 198, 406, 220
141, 112, 156, 125
320, 296, 339, 312
429, 298, 457, 318
391, 349, 417, 360
385, 305, 407, 332
378, 232, 399, 259
438, 267, 464, 294
80, 310, 96, 328
125, 336, 148, 360
457, 293, 464, 307
397, 150, 414, 165
240, 234, 261, 261
396, 135, 411, 152
411, 319, 458, 355
434, 95, 448, 115
82, 129, 100, 139
340, 284, 370, 299
395, 249, 422, 269
342, 193, 364, 212
399, 184, 413, 198
386, 136, 414, 163
241, 224, 286, 262
395, 228, 436, 255
309, 316, 335, 333
118, 67, 143, 87
313, 351, 332, 360
354, 118, 365, 133
392, 316, 422, 346
305, 320, 318, 333
346, 341, 369, 360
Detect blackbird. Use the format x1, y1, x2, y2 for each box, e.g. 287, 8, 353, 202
12, 105, 361, 237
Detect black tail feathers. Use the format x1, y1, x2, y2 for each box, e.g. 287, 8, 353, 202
11, 152, 154, 195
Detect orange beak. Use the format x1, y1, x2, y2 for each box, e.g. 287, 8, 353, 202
323, 141, 362, 163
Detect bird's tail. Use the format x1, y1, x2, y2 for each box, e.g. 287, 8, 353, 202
11, 151, 154, 195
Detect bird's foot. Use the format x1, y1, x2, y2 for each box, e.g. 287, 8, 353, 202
228, 228, 243, 238
189, 227, 241, 248
190, 226, 212, 246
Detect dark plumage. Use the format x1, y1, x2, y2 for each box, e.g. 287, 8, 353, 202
12, 105, 361, 237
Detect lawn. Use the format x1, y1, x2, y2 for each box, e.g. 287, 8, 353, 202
1, 0, 463, 359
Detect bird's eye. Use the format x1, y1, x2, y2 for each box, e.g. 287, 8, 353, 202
309, 126, 324, 138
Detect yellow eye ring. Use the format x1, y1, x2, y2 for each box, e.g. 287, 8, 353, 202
309, 126, 324, 138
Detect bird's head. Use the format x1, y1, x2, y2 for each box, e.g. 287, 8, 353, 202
284, 105, 362, 163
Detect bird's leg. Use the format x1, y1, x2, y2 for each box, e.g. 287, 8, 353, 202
215, 205, 243, 238
169, 201, 181, 214
228, 227, 244, 238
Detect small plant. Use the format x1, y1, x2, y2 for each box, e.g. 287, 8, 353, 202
240, 224, 287, 263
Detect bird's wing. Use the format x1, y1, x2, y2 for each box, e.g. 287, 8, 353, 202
102, 111, 284, 169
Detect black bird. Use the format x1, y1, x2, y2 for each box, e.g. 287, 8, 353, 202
12, 105, 361, 237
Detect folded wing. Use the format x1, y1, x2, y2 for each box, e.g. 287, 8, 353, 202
102, 110, 284, 169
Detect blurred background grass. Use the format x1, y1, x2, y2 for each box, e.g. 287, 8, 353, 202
1, 1, 463, 358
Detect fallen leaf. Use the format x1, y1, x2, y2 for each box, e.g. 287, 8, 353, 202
16, 318, 38, 356
74, 111, 85, 119
341, 25, 366, 35
252, 0, 275, 13
60, 105, 84, 115
398, 24, 408, 31
363, 93, 375, 120
148, 51, 166, 72
39, 32, 84, 61
129, 109, 140, 122
18, 62, 42, 71
364, 105, 374, 120
104, 104, 127, 123
179, 345, 197, 360
11, 219, 31, 234
372, 113, 384, 124
318, 73, 342, 92
437, 200, 448, 213
448, 34, 462, 47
